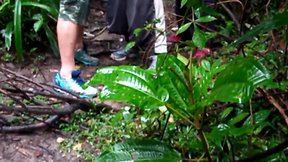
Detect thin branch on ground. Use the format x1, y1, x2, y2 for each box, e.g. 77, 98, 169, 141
257, 88, 288, 126
0, 66, 118, 133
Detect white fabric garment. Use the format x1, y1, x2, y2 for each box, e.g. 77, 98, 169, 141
154, 0, 167, 54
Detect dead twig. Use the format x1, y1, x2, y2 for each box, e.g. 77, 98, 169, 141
257, 88, 288, 126
0, 65, 118, 133
1, 115, 60, 133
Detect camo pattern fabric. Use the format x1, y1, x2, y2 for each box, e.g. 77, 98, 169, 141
59, 0, 90, 25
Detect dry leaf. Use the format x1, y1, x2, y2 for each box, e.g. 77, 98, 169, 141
56, 137, 65, 144
72, 143, 82, 151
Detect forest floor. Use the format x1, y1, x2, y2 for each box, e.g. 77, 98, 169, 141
0, 1, 176, 162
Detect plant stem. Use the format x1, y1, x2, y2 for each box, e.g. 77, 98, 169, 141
195, 116, 212, 162
161, 113, 171, 140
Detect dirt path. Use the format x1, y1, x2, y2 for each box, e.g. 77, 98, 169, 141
0, 131, 81, 162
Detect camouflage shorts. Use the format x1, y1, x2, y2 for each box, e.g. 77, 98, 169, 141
59, 0, 90, 25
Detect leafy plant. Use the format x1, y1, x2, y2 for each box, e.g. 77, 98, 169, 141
85, 53, 272, 161
176, 0, 218, 49
0, 0, 59, 59
232, 11, 288, 46
95, 139, 181, 162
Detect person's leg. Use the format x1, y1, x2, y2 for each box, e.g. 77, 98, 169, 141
107, 0, 134, 61
153, 0, 167, 54
148, 0, 167, 69
74, 26, 99, 66
126, 0, 154, 48
106, 0, 128, 36
109, 0, 155, 61
59, 0, 98, 67
55, 0, 98, 98
57, 19, 80, 79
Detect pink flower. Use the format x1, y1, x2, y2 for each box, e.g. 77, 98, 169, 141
193, 48, 211, 59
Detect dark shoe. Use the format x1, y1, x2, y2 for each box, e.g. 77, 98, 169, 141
110, 46, 138, 61
75, 49, 99, 66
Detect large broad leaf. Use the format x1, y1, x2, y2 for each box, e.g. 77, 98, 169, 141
86, 66, 167, 109
210, 57, 271, 103
232, 11, 288, 46
94, 139, 181, 162
156, 55, 192, 118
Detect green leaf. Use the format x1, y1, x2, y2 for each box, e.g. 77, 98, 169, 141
208, 124, 230, 146
177, 53, 189, 65
22, 1, 58, 18
111, 112, 123, 126
220, 107, 234, 120
211, 59, 226, 76
1, 22, 13, 50
43, 24, 59, 57
176, 22, 192, 35
228, 125, 254, 137
32, 14, 44, 32
254, 122, 271, 134
133, 28, 144, 37
245, 110, 271, 125
86, 66, 167, 109
94, 139, 181, 162
229, 112, 249, 126
14, 0, 23, 59
0, 0, 10, 11
201, 60, 211, 71
192, 26, 206, 49
195, 16, 216, 23
232, 11, 288, 46
125, 41, 136, 51
156, 55, 191, 117
211, 57, 271, 103
180, 0, 187, 8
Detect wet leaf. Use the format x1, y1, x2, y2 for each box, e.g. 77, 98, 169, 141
176, 22, 192, 35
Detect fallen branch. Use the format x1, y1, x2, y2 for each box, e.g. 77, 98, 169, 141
0, 65, 121, 133
0, 103, 81, 116
257, 88, 288, 126
1, 115, 60, 133
237, 139, 288, 162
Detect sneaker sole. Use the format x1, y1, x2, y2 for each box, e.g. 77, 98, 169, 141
54, 87, 95, 99
110, 54, 127, 61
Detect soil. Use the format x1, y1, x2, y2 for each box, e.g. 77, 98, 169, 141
0, 1, 176, 162
0, 131, 81, 162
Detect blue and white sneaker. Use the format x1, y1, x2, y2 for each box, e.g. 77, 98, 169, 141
53, 71, 98, 98
72, 69, 85, 85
